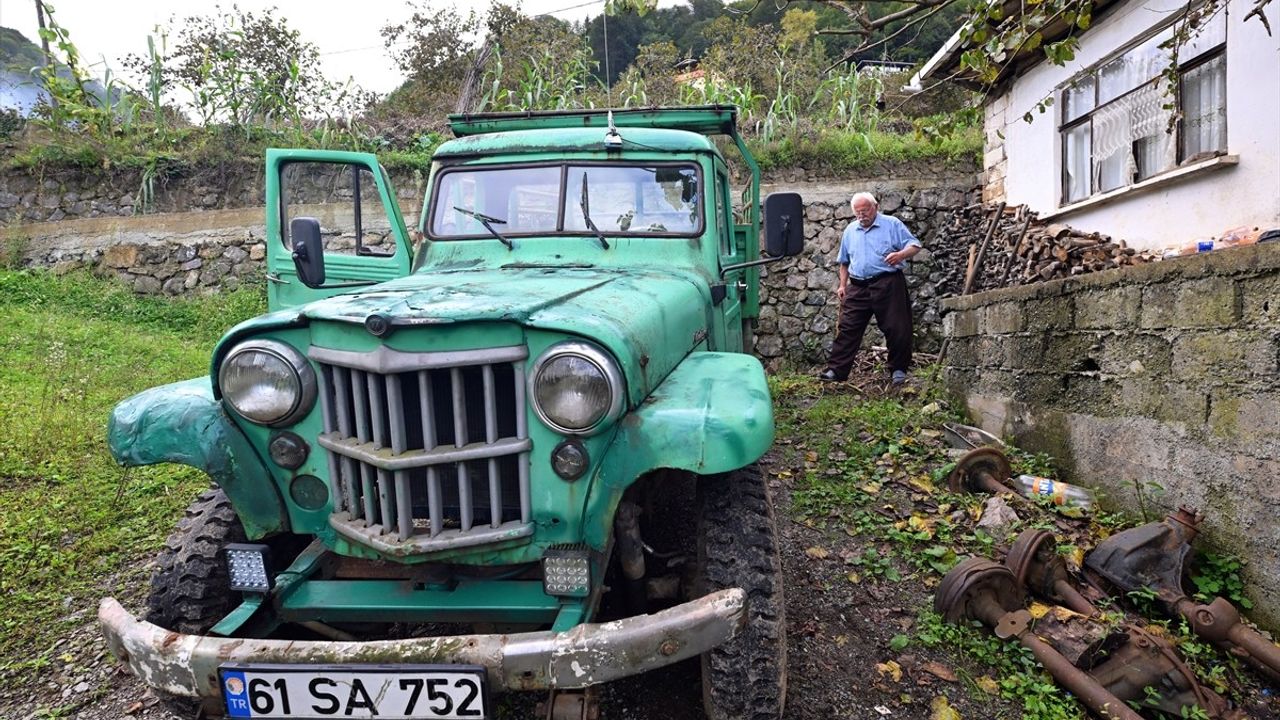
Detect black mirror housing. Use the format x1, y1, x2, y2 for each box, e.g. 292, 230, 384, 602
291, 217, 326, 288
763, 193, 804, 257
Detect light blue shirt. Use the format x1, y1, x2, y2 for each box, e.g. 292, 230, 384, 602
837, 213, 921, 279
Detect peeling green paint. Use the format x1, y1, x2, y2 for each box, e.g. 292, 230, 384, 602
107, 378, 288, 539
583, 351, 775, 549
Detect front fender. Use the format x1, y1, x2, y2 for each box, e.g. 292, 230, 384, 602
583, 352, 775, 548
108, 378, 289, 539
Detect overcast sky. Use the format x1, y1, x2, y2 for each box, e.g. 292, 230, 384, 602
0, 0, 682, 95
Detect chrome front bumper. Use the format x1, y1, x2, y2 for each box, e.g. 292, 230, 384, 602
99, 589, 745, 700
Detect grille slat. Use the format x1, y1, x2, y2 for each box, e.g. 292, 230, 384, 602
313, 344, 530, 551
427, 467, 444, 537
318, 366, 344, 513
332, 367, 362, 520
371, 375, 395, 529
514, 364, 531, 524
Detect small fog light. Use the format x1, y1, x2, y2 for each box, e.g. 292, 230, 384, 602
551, 440, 589, 481
224, 543, 273, 593
542, 546, 592, 598
269, 431, 309, 469
289, 474, 329, 510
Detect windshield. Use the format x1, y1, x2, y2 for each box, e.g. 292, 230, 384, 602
429, 163, 702, 239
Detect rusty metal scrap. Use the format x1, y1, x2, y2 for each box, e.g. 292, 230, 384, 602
936, 523, 1251, 719
936, 558, 1145, 720
1085, 508, 1280, 681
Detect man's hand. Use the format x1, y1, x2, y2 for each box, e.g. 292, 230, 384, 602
885, 250, 909, 266
835, 283, 846, 301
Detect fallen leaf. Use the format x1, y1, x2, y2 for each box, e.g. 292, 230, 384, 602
908, 514, 937, 539
1068, 546, 1085, 569
922, 661, 958, 682
805, 546, 830, 560
125, 702, 144, 715
847, 571, 861, 583
876, 660, 903, 683
930, 695, 962, 720
805, 451, 818, 462
835, 635, 849, 647
975, 676, 1000, 695
1028, 602, 1052, 619
874, 706, 893, 716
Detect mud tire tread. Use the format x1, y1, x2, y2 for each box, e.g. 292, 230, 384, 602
698, 463, 787, 720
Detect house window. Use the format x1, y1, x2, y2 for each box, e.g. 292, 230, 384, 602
1059, 11, 1227, 204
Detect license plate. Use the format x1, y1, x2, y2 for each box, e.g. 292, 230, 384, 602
219, 664, 488, 719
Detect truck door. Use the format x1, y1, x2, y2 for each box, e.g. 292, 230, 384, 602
715, 165, 744, 352
264, 149, 413, 310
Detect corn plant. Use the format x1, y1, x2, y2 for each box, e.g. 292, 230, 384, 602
481, 43, 603, 112
809, 68, 884, 134
143, 29, 168, 125
760, 62, 800, 142
678, 80, 765, 123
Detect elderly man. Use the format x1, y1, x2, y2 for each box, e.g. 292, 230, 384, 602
819, 192, 922, 385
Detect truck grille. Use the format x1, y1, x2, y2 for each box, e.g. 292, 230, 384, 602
309, 344, 533, 553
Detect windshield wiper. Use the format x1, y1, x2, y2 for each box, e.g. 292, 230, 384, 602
578, 172, 610, 250
452, 206, 513, 250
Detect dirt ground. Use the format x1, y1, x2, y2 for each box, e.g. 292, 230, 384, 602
6, 372, 1280, 720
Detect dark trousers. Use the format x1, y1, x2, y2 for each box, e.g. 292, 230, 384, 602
826, 272, 913, 377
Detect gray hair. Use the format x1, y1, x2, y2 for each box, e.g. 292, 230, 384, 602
851, 192, 878, 208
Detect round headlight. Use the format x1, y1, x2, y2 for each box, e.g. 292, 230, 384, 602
219, 340, 316, 427
531, 342, 624, 435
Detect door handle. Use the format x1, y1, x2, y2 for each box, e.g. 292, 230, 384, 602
266, 273, 291, 284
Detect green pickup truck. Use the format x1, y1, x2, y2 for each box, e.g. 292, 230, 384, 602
99, 106, 803, 720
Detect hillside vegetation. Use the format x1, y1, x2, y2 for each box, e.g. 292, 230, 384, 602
0, 2, 980, 178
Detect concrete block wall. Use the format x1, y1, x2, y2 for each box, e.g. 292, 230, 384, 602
941, 243, 1280, 628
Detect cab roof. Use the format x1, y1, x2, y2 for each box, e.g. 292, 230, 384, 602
433, 126, 719, 159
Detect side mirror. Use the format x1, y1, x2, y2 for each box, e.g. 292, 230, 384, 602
291, 217, 326, 288
763, 192, 804, 257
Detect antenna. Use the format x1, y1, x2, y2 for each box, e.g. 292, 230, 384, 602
604, 110, 622, 148
602, 6, 612, 107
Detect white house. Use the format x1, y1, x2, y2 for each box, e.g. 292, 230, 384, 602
913, 0, 1280, 251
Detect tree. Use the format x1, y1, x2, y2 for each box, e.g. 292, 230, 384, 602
748, 0, 1272, 81
128, 4, 348, 126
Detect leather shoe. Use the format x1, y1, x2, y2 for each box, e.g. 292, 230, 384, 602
818, 369, 843, 382
891, 370, 908, 385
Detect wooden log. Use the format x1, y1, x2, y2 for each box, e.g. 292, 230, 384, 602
963, 201, 1006, 295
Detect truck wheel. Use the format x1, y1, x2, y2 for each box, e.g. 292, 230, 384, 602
146, 487, 248, 634
697, 463, 787, 720
146, 488, 248, 719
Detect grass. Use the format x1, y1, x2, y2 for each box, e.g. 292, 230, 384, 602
750, 125, 983, 175
0, 269, 266, 675
4, 123, 439, 174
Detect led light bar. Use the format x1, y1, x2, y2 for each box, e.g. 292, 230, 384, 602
542, 546, 592, 598
224, 543, 273, 593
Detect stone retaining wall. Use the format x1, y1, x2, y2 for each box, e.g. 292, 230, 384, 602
755, 179, 980, 362
3, 162, 981, 361
941, 243, 1280, 629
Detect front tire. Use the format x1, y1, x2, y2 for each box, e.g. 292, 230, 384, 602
146, 487, 247, 634
144, 488, 248, 718
697, 463, 788, 720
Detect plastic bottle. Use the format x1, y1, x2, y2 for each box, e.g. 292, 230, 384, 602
1013, 474, 1096, 511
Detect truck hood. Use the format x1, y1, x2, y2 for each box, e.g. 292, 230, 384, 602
300, 267, 712, 405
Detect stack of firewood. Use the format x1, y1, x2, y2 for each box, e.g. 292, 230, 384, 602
1005, 222, 1160, 283
943, 204, 1162, 294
